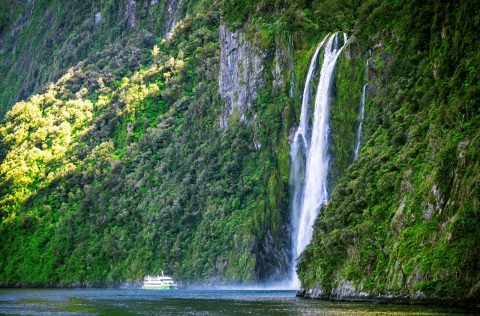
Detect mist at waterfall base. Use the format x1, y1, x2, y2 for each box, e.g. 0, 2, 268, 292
286, 32, 348, 289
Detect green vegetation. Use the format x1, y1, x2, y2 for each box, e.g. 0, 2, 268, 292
0, 0, 182, 117
0, 0, 478, 303
298, 0, 480, 301
0, 0, 294, 286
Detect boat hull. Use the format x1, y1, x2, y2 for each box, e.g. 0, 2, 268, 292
142, 285, 177, 290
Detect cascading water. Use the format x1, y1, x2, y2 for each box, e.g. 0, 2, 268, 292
289, 34, 329, 244
354, 59, 369, 160
288, 32, 348, 288
288, 34, 329, 287
354, 82, 367, 160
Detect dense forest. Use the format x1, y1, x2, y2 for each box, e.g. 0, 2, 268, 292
0, 0, 478, 304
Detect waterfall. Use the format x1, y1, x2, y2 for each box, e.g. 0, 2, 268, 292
354, 82, 367, 160
288, 32, 347, 288
288, 34, 329, 284
354, 59, 369, 160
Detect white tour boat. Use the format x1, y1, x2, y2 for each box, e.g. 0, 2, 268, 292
142, 272, 178, 289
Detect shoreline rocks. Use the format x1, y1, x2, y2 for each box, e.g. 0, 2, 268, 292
296, 287, 479, 307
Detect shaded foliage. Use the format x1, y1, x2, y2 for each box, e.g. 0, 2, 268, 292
298, 0, 480, 301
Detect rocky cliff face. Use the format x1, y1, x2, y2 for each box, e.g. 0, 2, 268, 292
218, 22, 264, 128
0, 0, 478, 301
124, 0, 136, 28
163, 0, 179, 36
297, 0, 480, 304
0, 0, 295, 287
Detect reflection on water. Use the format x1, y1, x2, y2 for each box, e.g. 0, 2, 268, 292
0, 289, 477, 315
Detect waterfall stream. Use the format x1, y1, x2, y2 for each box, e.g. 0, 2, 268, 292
354, 59, 369, 160
288, 32, 347, 288
354, 82, 367, 160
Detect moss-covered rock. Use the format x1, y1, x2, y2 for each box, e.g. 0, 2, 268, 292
298, 0, 480, 304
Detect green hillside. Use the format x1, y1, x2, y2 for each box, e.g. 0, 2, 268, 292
0, 0, 478, 303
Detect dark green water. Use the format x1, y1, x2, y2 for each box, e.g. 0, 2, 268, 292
0, 289, 477, 315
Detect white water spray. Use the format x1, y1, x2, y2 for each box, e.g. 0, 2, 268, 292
288, 32, 347, 288
288, 34, 329, 286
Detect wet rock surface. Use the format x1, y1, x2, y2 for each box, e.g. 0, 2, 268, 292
296, 287, 478, 306
218, 22, 265, 128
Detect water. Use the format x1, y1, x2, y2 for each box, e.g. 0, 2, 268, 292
354, 83, 367, 160
354, 59, 369, 160
0, 288, 475, 315
288, 32, 347, 288
288, 33, 329, 287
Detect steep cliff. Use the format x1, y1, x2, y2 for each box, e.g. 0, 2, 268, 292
297, 0, 480, 304
0, 0, 478, 303
0, 0, 292, 286
218, 22, 265, 128
0, 0, 185, 117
